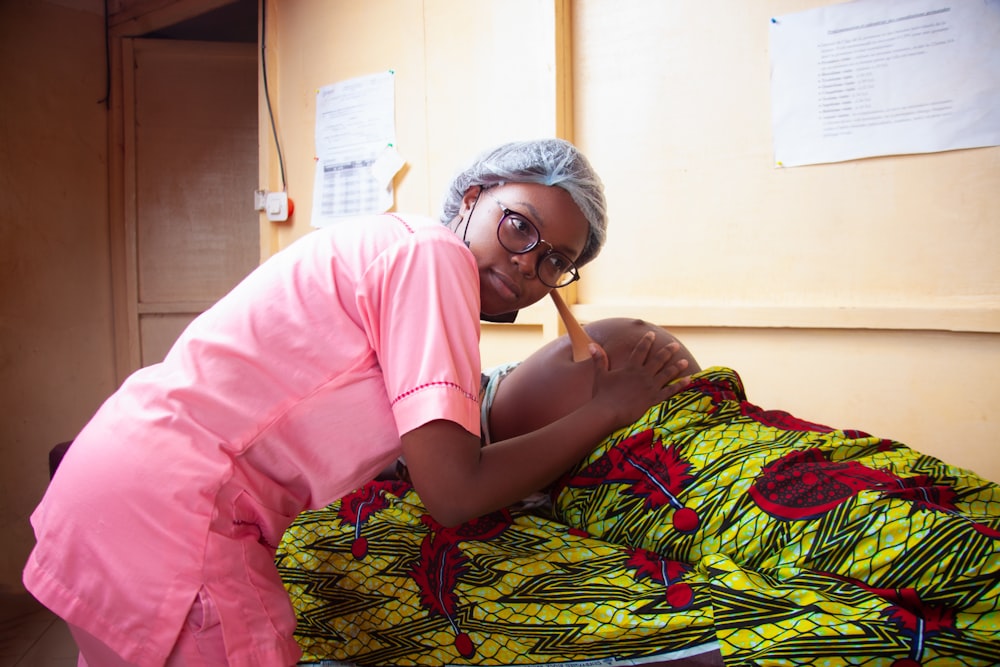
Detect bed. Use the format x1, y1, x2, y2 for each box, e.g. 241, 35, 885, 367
276, 366, 1000, 667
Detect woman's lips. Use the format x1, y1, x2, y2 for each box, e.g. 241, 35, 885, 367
491, 269, 520, 302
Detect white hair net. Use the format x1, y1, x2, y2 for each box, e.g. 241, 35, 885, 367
440, 139, 607, 267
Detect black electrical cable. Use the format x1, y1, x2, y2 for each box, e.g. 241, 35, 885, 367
261, 1, 287, 191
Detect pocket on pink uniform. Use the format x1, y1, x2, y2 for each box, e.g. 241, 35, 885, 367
185, 587, 221, 635
169, 587, 228, 666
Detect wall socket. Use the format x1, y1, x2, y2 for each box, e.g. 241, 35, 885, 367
265, 191, 289, 222
254, 189, 291, 222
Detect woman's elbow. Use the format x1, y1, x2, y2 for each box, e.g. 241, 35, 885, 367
417, 492, 480, 528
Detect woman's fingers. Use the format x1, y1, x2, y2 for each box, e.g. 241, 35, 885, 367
644, 340, 691, 394
648, 340, 680, 372
626, 331, 656, 365
632, 337, 687, 383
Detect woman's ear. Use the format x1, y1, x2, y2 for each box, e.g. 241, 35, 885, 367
458, 186, 483, 217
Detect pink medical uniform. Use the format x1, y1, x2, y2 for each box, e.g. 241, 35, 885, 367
24, 214, 483, 667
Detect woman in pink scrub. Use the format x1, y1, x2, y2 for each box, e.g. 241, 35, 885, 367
24, 139, 690, 666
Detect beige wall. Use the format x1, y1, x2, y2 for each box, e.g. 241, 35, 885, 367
0, 0, 115, 593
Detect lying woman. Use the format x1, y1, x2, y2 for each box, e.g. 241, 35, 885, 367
278, 319, 1000, 667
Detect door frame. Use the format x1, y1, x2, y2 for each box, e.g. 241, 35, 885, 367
106, 0, 254, 382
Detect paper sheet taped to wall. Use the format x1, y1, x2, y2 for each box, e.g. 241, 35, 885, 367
311, 71, 403, 227
769, 0, 1000, 167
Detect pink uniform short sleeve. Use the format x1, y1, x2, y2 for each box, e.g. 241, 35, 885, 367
357, 218, 482, 438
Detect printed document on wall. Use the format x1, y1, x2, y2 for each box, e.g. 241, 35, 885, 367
311, 71, 405, 228
769, 0, 1000, 167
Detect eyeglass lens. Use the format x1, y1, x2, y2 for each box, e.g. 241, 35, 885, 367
496, 213, 578, 288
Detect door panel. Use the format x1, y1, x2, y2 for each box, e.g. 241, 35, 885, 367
126, 38, 258, 367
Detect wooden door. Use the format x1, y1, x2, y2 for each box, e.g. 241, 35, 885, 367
120, 38, 259, 373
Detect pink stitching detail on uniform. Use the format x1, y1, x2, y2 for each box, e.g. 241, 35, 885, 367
392, 381, 478, 406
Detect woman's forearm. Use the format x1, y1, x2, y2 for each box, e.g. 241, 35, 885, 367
401, 400, 620, 526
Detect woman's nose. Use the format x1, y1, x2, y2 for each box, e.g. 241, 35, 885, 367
511, 251, 537, 278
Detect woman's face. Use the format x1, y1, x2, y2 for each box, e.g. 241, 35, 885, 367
458, 183, 590, 316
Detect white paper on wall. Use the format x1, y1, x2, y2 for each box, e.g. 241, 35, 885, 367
311, 71, 404, 227
769, 0, 1000, 167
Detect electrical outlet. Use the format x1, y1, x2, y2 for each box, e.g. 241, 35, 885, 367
266, 192, 289, 222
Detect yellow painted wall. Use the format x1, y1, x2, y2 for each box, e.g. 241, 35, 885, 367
574, 0, 999, 319
260, 0, 999, 484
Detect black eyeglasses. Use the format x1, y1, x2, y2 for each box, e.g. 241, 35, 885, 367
488, 194, 580, 288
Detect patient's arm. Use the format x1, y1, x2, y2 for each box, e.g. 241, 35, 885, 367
488, 318, 700, 443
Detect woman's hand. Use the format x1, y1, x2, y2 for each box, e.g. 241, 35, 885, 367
588, 332, 690, 428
